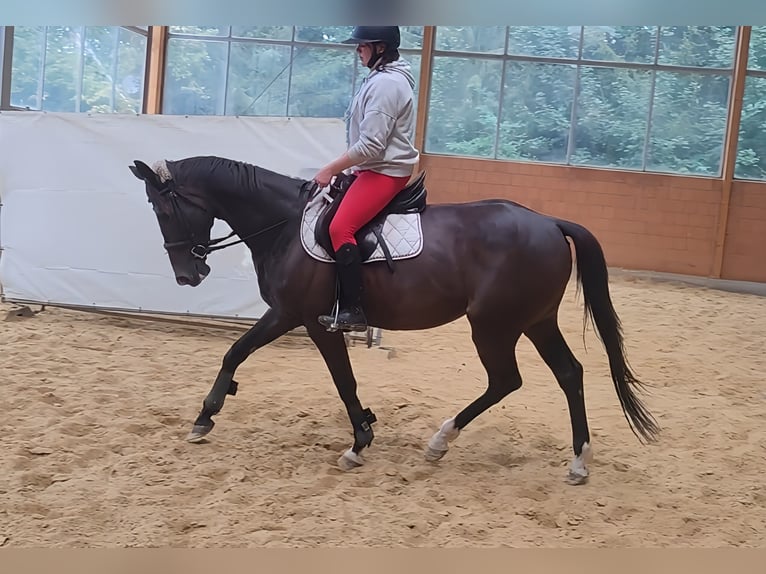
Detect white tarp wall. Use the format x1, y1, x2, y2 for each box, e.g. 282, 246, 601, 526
0, 111, 346, 319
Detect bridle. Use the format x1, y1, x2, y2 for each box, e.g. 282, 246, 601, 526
157, 178, 319, 260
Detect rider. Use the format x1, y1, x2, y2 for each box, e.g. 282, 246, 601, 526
314, 26, 420, 332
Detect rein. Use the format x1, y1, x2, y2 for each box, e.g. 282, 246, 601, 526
165, 219, 291, 259
161, 178, 319, 259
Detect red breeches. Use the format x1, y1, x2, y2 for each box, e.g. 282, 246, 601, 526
329, 170, 411, 251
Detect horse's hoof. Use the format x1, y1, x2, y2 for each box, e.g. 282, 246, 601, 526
565, 471, 589, 486
565, 443, 592, 485
424, 446, 447, 462
186, 423, 213, 443
337, 448, 364, 470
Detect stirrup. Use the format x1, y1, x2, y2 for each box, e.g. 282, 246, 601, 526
318, 314, 341, 332
318, 306, 367, 333
318, 297, 342, 332
317, 315, 368, 333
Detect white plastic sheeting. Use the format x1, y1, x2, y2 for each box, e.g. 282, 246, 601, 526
0, 111, 346, 319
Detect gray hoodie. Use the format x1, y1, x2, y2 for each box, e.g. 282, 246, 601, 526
344, 58, 420, 177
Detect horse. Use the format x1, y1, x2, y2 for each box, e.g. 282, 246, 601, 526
128, 155, 659, 485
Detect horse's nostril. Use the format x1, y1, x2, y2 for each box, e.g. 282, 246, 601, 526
177, 276, 190, 285
198, 261, 211, 278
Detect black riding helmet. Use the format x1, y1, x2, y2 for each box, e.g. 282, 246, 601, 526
342, 26, 401, 49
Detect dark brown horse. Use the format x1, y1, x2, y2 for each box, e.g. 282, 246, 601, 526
128, 155, 659, 485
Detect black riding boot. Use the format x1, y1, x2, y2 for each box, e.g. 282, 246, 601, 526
318, 243, 368, 332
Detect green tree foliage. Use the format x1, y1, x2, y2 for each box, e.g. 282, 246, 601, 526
10, 26, 145, 113
9, 26, 45, 109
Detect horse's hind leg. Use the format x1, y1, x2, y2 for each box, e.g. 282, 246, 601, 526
524, 317, 592, 485
186, 308, 298, 443
425, 319, 522, 462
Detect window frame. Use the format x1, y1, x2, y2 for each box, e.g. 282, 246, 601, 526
733, 26, 766, 181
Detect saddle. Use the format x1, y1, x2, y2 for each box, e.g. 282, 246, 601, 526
313, 171, 428, 271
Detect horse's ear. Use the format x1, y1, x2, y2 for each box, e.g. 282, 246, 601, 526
131, 160, 163, 188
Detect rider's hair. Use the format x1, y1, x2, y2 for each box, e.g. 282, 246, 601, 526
372, 42, 400, 70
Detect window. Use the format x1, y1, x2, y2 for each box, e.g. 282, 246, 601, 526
162, 26, 423, 118
735, 26, 766, 180
9, 26, 147, 113
426, 26, 737, 177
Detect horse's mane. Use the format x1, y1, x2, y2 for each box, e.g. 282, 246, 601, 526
163, 155, 313, 206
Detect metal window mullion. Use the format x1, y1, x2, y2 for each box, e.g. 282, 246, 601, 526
222, 38, 232, 115
169, 32, 295, 56
167, 30, 232, 41
38, 27, 48, 110
641, 72, 659, 171
432, 49, 506, 61
289, 40, 355, 52
285, 27, 296, 116
123, 26, 149, 37
351, 52, 359, 101
655, 26, 663, 67
648, 62, 732, 75
565, 27, 585, 165
219, 26, 232, 115
399, 49, 421, 66
168, 31, 360, 52
432, 48, 734, 76
642, 27, 662, 171
76, 26, 86, 113
492, 27, 510, 159
111, 26, 120, 112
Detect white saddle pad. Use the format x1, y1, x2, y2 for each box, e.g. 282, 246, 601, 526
299, 194, 423, 264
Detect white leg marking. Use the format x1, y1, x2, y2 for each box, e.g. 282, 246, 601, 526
338, 448, 365, 471
567, 441, 593, 485
425, 417, 460, 461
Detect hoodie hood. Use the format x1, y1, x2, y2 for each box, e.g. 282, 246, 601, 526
374, 58, 416, 89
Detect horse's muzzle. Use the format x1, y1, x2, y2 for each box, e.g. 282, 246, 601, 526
175, 260, 210, 287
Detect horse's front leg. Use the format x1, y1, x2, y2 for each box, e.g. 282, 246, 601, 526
186, 308, 299, 442
305, 323, 376, 470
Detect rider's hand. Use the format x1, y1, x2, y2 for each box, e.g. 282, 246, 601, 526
313, 166, 335, 188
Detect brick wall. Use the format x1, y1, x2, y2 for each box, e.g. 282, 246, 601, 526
418, 154, 765, 281
721, 181, 766, 282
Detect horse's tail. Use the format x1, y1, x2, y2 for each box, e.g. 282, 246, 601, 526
554, 218, 660, 444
